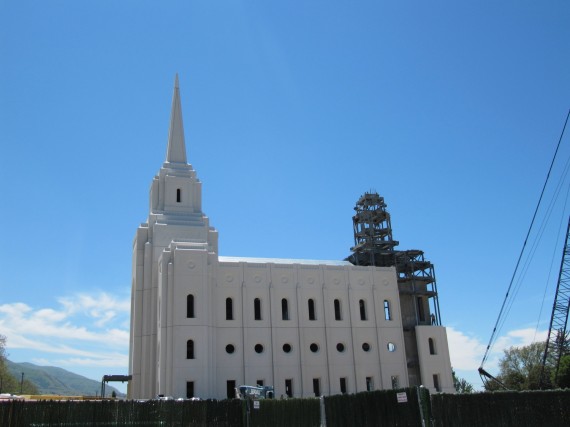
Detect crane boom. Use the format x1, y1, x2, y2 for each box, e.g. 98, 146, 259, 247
540, 216, 570, 388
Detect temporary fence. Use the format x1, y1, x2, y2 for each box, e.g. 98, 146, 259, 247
324, 388, 427, 427
0, 399, 242, 427
244, 397, 320, 427
2, 387, 569, 427
431, 389, 570, 427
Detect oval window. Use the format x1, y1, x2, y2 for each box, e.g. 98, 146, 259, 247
226, 344, 235, 354
387, 342, 396, 352
310, 343, 319, 353
283, 343, 292, 353
362, 343, 371, 352
255, 344, 264, 354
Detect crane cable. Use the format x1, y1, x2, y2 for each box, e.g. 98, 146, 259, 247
497, 152, 570, 343
480, 109, 570, 369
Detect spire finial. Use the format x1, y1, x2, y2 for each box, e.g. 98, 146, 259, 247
166, 73, 187, 164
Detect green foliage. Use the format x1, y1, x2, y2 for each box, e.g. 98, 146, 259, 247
484, 341, 556, 391
0, 335, 6, 363
556, 354, 570, 389
0, 335, 38, 395
452, 369, 474, 393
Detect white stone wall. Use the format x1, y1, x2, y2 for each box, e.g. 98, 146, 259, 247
415, 325, 455, 394
151, 252, 412, 399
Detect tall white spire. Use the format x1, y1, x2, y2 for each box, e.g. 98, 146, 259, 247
165, 74, 188, 164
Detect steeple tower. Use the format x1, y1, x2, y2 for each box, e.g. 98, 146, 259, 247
130, 76, 219, 399
166, 74, 188, 164
147, 74, 205, 216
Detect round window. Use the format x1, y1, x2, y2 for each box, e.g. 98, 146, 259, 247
387, 342, 396, 352
310, 343, 319, 353
254, 344, 264, 353
336, 343, 345, 352
283, 343, 292, 353
362, 342, 371, 352
226, 344, 235, 354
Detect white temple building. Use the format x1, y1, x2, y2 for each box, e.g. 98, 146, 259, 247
128, 76, 454, 400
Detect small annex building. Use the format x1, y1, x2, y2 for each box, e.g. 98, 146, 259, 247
128, 77, 454, 400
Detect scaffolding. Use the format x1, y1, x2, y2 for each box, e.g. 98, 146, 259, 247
346, 192, 441, 326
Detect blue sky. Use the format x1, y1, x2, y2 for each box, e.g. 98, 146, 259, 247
1, 1, 569, 394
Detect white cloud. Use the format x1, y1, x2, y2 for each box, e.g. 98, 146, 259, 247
59, 292, 130, 327
447, 325, 549, 390
0, 291, 130, 372
58, 356, 129, 368
446, 327, 486, 370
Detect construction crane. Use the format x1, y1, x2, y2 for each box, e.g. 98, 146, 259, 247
479, 110, 570, 390
539, 217, 570, 387
479, 216, 570, 391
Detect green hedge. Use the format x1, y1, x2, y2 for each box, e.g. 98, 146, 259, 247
431, 389, 570, 427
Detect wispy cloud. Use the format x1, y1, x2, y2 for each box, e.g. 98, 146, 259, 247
0, 292, 130, 371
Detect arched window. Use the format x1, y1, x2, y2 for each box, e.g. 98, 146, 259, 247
359, 299, 367, 321
254, 298, 262, 320
186, 340, 194, 359
334, 299, 342, 321
429, 338, 436, 355
384, 300, 391, 321
176, 188, 182, 203
281, 298, 289, 320
226, 298, 233, 320
187, 294, 194, 318
308, 299, 316, 321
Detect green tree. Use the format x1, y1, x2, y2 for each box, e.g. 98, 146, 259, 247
0, 334, 6, 364
452, 369, 474, 393
0, 334, 38, 395
555, 354, 570, 389
484, 342, 553, 391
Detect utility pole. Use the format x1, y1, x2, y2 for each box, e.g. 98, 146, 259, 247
20, 372, 24, 394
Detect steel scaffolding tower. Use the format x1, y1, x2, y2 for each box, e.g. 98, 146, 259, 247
346, 191, 442, 386
349, 193, 399, 267
346, 192, 441, 326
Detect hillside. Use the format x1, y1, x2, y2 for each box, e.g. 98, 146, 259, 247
6, 360, 125, 397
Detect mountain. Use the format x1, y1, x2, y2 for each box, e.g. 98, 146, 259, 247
6, 360, 125, 397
